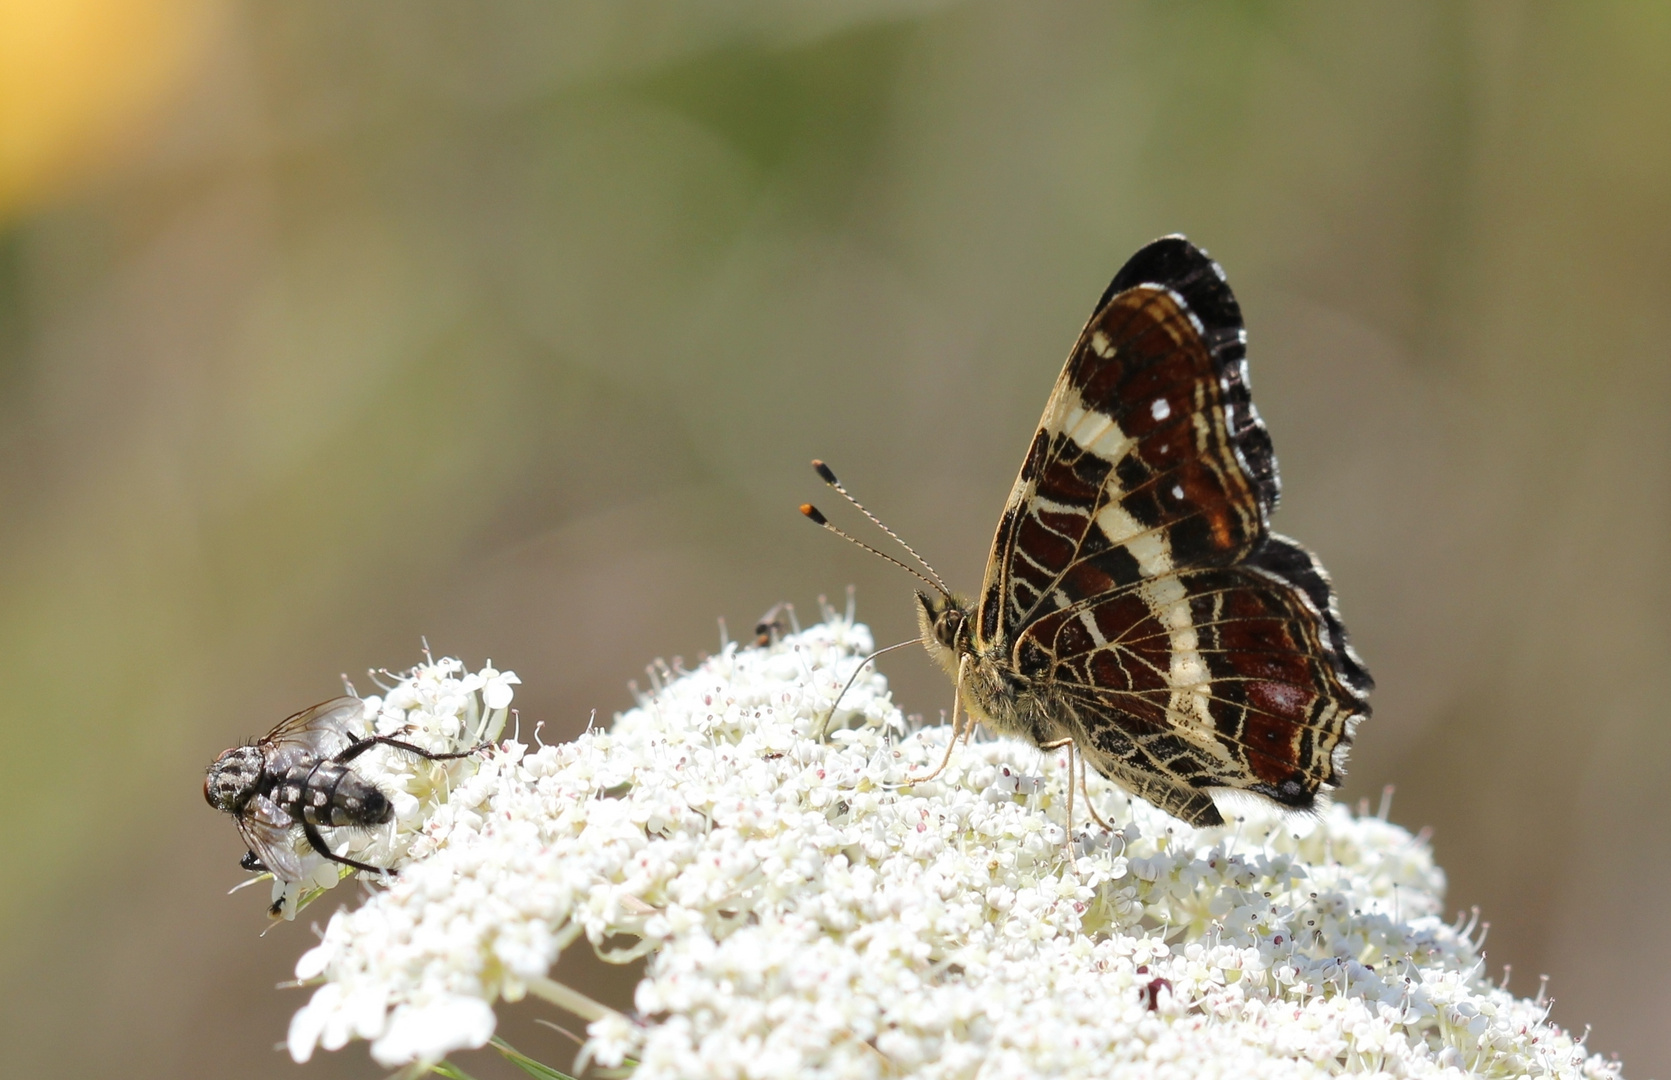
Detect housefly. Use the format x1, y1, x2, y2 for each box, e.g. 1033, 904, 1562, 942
203, 696, 485, 882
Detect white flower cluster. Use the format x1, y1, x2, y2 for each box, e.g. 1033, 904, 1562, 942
259, 657, 519, 919
284, 617, 1623, 1079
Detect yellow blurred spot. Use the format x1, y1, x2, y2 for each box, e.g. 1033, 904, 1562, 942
0, 0, 218, 223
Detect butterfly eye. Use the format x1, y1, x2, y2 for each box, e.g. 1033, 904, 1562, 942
934, 608, 964, 649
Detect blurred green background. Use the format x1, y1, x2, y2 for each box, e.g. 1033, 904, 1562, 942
2, 2, 1667, 1077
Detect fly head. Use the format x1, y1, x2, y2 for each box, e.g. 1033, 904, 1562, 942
204, 745, 265, 814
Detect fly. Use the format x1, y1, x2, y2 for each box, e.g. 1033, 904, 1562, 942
203, 696, 486, 882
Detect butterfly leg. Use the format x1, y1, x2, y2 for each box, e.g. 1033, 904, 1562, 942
1036, 738, 1115, 840
1076, 746, 1113, 832
908, 653, 971, 784
1038, 738, 1077, 839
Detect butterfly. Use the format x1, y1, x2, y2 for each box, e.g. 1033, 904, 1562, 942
806, 235, 1372, 827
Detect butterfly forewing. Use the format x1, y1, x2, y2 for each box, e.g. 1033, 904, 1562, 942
980, 286, 1267, 643
972, 236, 1370, 826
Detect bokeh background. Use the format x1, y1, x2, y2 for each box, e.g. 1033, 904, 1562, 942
2, 2, 1667, 1077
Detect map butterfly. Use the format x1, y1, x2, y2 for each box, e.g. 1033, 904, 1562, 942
807, 235, 1372, 827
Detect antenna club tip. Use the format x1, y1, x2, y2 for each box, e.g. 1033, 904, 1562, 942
800, 503, 829, 525
812, 460, 838, 485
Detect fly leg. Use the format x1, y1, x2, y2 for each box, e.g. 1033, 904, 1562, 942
332, 734, 491, 766
300, 819, 395, 876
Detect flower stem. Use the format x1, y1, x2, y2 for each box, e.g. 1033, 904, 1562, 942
525, 974, 623, 1024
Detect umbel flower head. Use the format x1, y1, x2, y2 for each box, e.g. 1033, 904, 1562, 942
277, 610, 1623, 1079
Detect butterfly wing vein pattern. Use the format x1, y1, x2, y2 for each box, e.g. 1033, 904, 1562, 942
932, 236, 1371, 828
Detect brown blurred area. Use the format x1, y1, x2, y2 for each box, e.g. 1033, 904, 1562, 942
1, 2, 1667, 1076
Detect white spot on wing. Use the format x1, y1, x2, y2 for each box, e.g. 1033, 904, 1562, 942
1090, 331, 1114, 358
1150, 398, 1171, 421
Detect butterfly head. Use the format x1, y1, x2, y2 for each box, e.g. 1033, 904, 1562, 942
915, 590, 975, 675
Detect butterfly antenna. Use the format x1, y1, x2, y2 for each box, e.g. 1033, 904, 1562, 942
809, 460, 952, 595
800, 504, 945, 595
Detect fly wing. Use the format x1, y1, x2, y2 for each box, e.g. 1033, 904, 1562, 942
236, 794, 309, 882
263, 696, 367, 759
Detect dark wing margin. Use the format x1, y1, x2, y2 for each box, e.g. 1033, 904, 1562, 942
1247, 534, 1375, 700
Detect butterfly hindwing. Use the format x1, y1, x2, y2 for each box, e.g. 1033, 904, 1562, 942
1017, 561, 1363, 817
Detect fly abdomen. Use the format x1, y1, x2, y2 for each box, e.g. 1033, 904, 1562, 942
298, 760, 394, 828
